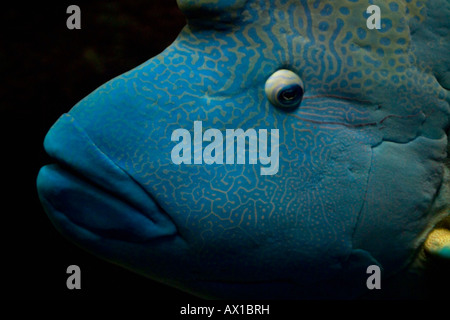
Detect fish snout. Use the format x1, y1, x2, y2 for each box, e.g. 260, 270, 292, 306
36, 113, 178, 244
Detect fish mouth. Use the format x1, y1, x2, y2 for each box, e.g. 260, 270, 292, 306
37, 113, 178, 243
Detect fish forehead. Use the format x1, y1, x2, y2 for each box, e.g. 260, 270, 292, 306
156, 0, 442, 106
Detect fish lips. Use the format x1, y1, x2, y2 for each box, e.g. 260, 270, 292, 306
37, 113, 178, 244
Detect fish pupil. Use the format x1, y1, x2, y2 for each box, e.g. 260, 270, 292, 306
279, 85, 303, 105
281, 89, 297, 101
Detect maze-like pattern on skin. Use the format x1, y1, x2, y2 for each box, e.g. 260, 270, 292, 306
38, 0, 450, 298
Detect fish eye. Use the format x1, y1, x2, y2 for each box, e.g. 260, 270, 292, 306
265, 69, 304, 109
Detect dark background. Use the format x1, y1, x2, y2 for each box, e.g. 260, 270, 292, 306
2, 0, 197, 300
2, 1, 449, 302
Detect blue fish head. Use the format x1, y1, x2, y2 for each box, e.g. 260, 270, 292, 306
37, 0, 450, 298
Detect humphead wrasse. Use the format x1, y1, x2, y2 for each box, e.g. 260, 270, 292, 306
37, 0, 450, 299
